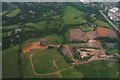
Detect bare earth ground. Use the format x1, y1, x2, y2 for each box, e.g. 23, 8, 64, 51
70, 27, 117, 42
96, 27, 118, 38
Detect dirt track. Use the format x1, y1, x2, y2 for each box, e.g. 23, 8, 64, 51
24, 42, 118, 77
29, 54, 74, 76
29, 53, 118, 76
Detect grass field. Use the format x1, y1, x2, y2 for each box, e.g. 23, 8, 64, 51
79, 26, 94, 32
6, 9, 21, 17
2, 24, 19, 30
63, 6, 86, 24
61, 68, 83, 78
3, 41, 118, 78
95, 19, 111, 28
64, 30, 70, 42
43, 34, 63, 45
75, 61, 119, 78
22, 34, 64, 47
21, 48, 84, 78
2, 45, 21, 78
25, 21, 47, 31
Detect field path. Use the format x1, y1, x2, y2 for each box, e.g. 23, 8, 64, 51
29, 54, 74, 76
26, 41, 118, 77
29, 53, 118, 76
53, 60, 63, 78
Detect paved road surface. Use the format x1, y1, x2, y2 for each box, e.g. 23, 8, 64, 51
99, 10, 120, 32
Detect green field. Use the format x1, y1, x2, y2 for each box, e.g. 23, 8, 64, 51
79, 25, 94, 31
3, 24, 19, 30
21, 48, 84, 78
2, 44, 118, 78
43, 34, 63, 45
95, 19, 111, 28
63, 6, 86, 24
22, 34, 64, 46
61, 68, 83, 78
2, 45, 21, 78
75, 61, 119, 78
6, 9, 21, 17
25, 21, 47, 31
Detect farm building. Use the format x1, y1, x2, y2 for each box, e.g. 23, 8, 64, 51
15, 28, 22, 33
40, 38, 49, 46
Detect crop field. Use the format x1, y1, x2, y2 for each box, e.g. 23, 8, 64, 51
63, 6, 86, 24
6, 9, 21, 17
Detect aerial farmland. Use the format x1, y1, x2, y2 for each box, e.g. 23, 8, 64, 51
2, 2, 120, 78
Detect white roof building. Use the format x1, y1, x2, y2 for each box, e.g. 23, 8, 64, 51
108, 7, 120, 21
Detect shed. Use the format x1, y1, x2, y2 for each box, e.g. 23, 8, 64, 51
40, 38, 49, 46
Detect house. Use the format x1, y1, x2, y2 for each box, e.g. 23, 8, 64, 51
40, 38, 49, 46
15, 28, 22, 33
